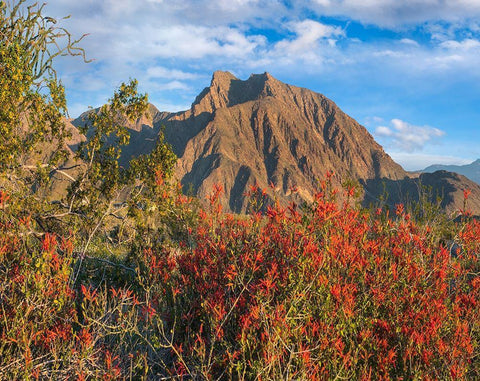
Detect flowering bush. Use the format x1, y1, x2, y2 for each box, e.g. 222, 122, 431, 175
1, 176, 480, 379
138, 183, 479, 379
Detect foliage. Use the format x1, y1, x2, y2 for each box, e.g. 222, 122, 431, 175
137, 180, 480, 380
0, 0, 87, 174
3, 176, 479, 379
66, 79, 149, 231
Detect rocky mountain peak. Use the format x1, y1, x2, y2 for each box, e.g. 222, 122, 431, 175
191, 71, 289, 115
191, 71, 237, 114
211, 70, 238, 87
155, 72, 412, 211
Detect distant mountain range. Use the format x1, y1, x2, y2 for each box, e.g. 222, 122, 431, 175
422, 160, 480, 185
71, 71, 480, 215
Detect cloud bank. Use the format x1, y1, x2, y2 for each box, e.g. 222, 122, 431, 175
310, 0, 480, 27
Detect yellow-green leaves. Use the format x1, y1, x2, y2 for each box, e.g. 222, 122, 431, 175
69, 80, 149, 225
0, 0, 86, 174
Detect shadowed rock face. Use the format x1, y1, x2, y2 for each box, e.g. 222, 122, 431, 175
71, 103, 164, 169
363, 170, 480, 216
70, 71, 480, 215
423, 159, 480, 185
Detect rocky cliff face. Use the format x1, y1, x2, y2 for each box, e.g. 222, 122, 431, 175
156, 71, 406, 212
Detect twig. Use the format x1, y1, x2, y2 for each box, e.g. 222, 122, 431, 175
83, 254, 137, 275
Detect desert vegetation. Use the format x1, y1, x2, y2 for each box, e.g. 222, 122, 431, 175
1, 1, 479, 380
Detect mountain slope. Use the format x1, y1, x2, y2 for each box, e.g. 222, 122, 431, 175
157, 71, 406, 212
0, 116, 86, 200
363, 170, 480, 216
422, 159, 480, 185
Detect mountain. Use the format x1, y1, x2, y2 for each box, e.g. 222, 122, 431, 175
72, 103, 163, 169
72, 71, 480, 215
156, 71, 408, 212
422, 160, 480, 185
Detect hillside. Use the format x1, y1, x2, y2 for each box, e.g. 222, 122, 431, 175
423, 159, 480, 185
363, 170, 480, 215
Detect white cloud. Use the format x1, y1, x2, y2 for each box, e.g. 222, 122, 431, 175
419, 38, 480, 71
347, 33, 480, 77
375, 126, 393, 136
79, 23, 266, 62
364, 116, 385, 126
216, 0, 260, 11
372, 49, 409, 58
310, 0, 480, 28
142, 26, 265, 59
400, 38, 420, 46
275, 20, 344, 54
146, 67, 200, 80
86, 0, 283, 27
152, 81, 191, 91
375, 119, 445, 152
440, 38, 480, 51
269, 20, 345, 66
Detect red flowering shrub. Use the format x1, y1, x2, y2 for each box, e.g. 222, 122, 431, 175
1, 176, 479, 379
0, 193, 152, 379
0, 197, 77, 378
138, 183, 480, 379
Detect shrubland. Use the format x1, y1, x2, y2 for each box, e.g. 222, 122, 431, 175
1, 1, 479, 379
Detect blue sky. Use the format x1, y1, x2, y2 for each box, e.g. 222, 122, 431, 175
43, 0, 480, 170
